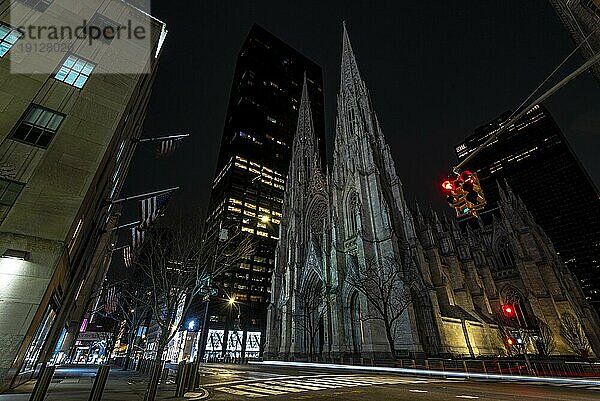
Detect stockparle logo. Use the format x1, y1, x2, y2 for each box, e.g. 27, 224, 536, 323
8, 0, 159, 75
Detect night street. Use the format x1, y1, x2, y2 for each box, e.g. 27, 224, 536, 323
3, 363, 600, 400
1, 0, 600, 400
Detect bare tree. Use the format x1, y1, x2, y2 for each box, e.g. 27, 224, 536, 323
532, 317, 556, 357
114, 281, 153, 371
560, 313, 591, 358
135, 221, 254, 401
343, 253, 417, 360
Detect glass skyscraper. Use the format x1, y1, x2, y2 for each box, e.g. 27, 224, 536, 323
455, 104, 600, 313
199, 24, 326, 359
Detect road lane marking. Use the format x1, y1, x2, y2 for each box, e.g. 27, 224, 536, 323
409, 389, 428, 393
215, 387, 267, 397
252, 382, 306, 393
234, 384, 288, 395
456, 396, 479, 399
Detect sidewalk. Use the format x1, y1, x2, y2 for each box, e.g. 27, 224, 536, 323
0, 365, 180, 401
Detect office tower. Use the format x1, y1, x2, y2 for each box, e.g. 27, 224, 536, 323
549, 0, 600, 84
455, 105, 600, 312
202, 24, 326, 359
0, 1, 166, 390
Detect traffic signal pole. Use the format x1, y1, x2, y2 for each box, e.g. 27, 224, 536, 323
453, 51, 600, 175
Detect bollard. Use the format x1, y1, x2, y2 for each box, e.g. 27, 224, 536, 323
29, 364, 56, 401
174, 362, 190, 397
88, 365, 110, 401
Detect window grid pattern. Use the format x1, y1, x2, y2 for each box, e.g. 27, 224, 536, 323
0, 23, 23, 57
55, 55, 95, 88
10, 106, 65, 148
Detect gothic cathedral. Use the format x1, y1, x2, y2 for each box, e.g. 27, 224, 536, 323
265, 25, 600, 360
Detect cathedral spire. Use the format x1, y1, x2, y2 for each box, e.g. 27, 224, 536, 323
340, 22, 365, 98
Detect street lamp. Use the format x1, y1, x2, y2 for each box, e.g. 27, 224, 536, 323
228, 296, 236, 306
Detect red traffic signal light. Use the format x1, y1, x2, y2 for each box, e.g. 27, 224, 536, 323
503, 304, 515, 317
442, 180, 454, 192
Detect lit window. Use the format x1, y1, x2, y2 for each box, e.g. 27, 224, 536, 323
249, 168, 260, 174
235, 162, 247, 169
0, 23, 23, 57
54, 54, 95, 89
242, 227, 254, 234
250, 161, 260, 168
244, 203, 257, 210
272, 211, 282, 217
244, 210, 256, 217
10, 105, 65, 148
0, 178, 24, 224
259, 207, 270, 213
227, 206, 241, 213
229, 198, 242, 205
257, 231, 269, 237
267, 116, 277, 124
257, 222, 267, 229
272, 218, 280, 225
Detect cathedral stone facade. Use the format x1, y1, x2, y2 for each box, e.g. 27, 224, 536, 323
265, 25, 600, 360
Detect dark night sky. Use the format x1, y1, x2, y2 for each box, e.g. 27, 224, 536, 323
118, 0, 599, 233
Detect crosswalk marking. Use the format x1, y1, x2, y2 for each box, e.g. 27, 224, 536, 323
268, 381, 331, 390
251, 382, 306, 393
233, 384, 288, 395
215, 386, 268, 398
213, 375, 433, 398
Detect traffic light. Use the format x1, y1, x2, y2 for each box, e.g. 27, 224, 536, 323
503, 304, 515, 318
441, 180, 456, 206
440, 171, 486, 218
506, 336, 516, 347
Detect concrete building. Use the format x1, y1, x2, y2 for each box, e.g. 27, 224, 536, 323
265, 25, 600, 360
0, 0, 166, 390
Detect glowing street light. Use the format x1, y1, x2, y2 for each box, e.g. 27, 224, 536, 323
228, 296, 236, 306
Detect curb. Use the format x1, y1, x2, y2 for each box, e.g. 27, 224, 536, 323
250, 361, 600, 387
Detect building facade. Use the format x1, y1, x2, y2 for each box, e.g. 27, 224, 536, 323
200, 24, 326, 359
0, 1, 166, 390
455, 106, 600, 314
549, 0, 600, 84
265, 25, 600, 360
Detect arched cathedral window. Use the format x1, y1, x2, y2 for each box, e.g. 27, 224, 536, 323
497, 239, 515, 268
347, 192, 359, 237
492, 237, 518, 279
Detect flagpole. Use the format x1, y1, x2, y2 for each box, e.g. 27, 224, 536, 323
136, 134, 190, 143
109, 245, 129, 252
110, 186, 179, 205
106, 221, 141, 233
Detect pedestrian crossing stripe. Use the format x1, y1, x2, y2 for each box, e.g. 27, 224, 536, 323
215, 386, 268, 398
214, 375, 433, 398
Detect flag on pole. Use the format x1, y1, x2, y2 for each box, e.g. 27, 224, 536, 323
139, 191, 173, 229
157, 138, 182, 157
132, 226, 145, 249
123, 245, 132, 268
105, 286, 118, 314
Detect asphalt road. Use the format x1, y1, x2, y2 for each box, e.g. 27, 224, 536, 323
196, 363, 600, 401
2, 363, 599, 400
